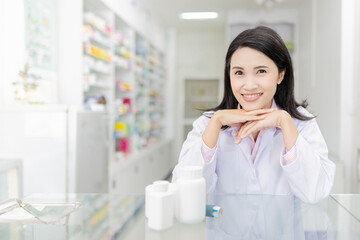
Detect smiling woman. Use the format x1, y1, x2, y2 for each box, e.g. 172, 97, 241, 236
172, 26, 336, 203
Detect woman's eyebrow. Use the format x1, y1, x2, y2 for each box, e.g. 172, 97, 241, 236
254, 65, 269, 69
231, 65, 269, 70
231, 66, 244, 70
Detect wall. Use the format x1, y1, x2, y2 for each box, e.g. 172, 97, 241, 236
356, 0, 360, 192
0, 1, 25, 104
57, 0, 83, 105
177, 30, 225, 80
339, 0, 360, 193
297, 0, 312, 106
298, 0, 360, 193
297, 0, 341, 160
174, 29, 226, 164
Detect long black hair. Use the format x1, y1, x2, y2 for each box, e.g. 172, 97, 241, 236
208, 25, 313, 121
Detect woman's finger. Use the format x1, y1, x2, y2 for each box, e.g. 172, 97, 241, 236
228, 122, 242, 128
235, 121, 257, 144
245, 108, 276, 116
234, 121, 250, 137
233, 127, 241, 137
246, 114, 267, 122
241, 121, 262, 139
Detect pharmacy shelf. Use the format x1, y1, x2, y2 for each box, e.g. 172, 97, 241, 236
81, 0, 168, 195
82, 2, 113, 113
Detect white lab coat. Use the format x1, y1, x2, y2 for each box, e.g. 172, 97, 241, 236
172, 106, 336, 203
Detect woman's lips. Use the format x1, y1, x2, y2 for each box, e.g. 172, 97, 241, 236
241, 93, 263, 102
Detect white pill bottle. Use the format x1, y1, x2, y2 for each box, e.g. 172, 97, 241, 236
176, 166, 206, 224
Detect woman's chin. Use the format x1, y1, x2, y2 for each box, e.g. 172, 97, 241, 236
239, 101, 271, 112
239, 104, 260, 112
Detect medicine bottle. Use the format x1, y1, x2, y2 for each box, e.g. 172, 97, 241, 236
145, 182, 154, 219
147, 181, 174, 231
176, 166, 205, 224
145, 181, 177, 219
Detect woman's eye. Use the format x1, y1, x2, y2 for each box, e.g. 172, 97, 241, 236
235, 70, 243, 75
257, 69, 266, 74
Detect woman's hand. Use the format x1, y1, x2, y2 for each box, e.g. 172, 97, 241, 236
202, 108, 275, 149
213, 108, 276, 127
233, 110, 298, 151
234, 109, 287, 143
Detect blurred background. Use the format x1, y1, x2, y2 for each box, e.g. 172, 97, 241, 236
0, 0, 359, 200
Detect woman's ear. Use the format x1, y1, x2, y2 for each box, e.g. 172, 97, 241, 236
277, 69, 285, 84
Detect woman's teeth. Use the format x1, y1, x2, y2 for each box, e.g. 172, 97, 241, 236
243, 93, 262, 98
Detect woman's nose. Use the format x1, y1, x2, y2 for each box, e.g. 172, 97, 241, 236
243, 76, 258, 90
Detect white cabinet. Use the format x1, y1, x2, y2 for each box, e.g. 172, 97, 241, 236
0, 106, 110, 196
0, 159, 23, 200
0, 106, 68, 196
68, 110, 109, 193
110, 140, 172, 194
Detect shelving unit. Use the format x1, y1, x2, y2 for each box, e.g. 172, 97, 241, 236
113, 15, 135, 160
134, 33, 151, 152
148, 45, 166, 143
81, 0, 170, 197
83, 2, 114, 111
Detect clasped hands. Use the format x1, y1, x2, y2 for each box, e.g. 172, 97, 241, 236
213, 108, 289, 144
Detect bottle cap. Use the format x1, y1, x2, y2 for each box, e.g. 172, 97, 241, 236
178, 166, 203, 179
206, 204, 223, 217
212, 206, 223, 217
152, 180, 169, 192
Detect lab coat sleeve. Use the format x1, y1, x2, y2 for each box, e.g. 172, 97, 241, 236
280, 117, 336, 203
171, 115, 218, 193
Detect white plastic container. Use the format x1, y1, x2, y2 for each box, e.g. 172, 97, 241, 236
145, 181, 177, 219
169, 182, 177, 213
176, 166, 206, 224
147, 181, 174, 231
145, 183, 153, 219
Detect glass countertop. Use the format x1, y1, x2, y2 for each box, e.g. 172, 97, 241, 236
0, 194, 359, 239
331, 194, 360, 222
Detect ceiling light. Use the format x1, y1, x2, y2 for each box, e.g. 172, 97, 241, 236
179, 12, 218, 20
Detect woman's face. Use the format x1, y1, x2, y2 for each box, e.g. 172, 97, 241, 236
229, 47, 285, 111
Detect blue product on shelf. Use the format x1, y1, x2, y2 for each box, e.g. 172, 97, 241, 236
84, 96, 98, 105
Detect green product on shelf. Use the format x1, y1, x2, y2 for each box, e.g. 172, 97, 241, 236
284, 41, 294, 52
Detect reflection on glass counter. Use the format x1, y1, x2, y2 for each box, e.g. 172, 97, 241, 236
331, 194, 360, 222
0, 194, 360, 239
206, 194, 333, 240
0, 194, 144, 240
